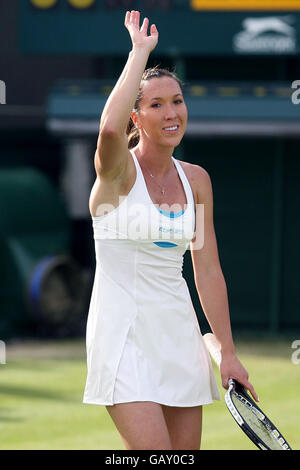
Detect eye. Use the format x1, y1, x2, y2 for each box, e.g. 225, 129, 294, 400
174, 99, 183, 104
151, 103, 161, 108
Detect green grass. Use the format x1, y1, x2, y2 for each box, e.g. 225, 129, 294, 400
202, 338, 300, 450
0, 338, 299, 450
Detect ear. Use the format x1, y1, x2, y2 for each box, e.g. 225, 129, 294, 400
131, 111, 141, 130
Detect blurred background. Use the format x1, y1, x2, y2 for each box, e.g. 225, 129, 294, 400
0, 0, 299, 451
1, 0, 299, 339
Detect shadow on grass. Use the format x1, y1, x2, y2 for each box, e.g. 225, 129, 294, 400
236, 343, 296, 360
231, 332, 299, 360
0, 407, 25, 422
0, 385, 73, 402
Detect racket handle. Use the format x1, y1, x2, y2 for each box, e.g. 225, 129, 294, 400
228, 378, 235, 389
203, 333, 222, 368
204, 333, 238, 390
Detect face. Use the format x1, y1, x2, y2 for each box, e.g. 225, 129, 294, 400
132, 76, 188, 148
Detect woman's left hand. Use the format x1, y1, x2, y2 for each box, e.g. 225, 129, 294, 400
220, 353, 259, 402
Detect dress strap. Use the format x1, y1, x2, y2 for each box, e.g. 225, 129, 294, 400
129, 149, 142, 176
171, 157, 195, 209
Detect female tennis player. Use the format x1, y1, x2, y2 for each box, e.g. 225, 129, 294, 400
83, 10, 258, 450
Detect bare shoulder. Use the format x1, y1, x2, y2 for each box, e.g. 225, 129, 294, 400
179, 161, 212, 203
180, 160, 211, 183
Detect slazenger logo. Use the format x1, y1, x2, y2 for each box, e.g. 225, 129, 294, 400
233, 15, 297, 54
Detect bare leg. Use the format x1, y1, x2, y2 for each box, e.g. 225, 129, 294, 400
162, 405, 202, 450
106, 401, 173, 450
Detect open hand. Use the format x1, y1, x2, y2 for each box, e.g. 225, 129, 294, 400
125, 10, 158, 53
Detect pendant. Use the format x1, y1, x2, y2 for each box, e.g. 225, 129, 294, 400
161, 188, 165, 195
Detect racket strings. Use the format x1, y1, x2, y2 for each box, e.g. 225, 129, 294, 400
232, 393, 285, 450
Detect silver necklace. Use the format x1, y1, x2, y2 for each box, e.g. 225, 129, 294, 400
141, 159, 174, 196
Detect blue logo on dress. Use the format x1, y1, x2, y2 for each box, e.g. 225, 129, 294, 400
158, 208, 185, 218
153, 241, 178, 248
153, 207, 184, 247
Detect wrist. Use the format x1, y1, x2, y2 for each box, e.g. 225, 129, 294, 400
131, 45, 151, 56
220, 341, 236, 357
221, 349, 236, 360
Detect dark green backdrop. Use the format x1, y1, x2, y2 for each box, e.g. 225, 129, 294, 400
181, 138, 300, 334
20, 1, 300, 56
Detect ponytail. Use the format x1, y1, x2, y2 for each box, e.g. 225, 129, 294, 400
126, 117, 140, 149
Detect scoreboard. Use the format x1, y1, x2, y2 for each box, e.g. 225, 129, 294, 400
191, 1, 300, 10
28, 1, 300, 10
20, 0, 300, 55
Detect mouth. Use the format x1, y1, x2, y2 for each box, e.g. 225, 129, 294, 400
162, 125, 180, 134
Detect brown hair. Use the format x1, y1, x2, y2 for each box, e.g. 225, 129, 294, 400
126, 67, 184, 149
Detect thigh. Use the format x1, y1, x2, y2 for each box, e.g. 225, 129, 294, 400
106, 401, 172, 450
162, 405, 202, 450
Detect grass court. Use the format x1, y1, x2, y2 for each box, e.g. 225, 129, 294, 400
0, 337, 299, 450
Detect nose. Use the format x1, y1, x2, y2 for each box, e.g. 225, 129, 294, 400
164, 103, 177, 120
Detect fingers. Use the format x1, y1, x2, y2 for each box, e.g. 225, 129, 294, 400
220, 355, 260, 403
124, 10, 130, 26
140, 17, 149, 34
134, 10, 140, 27
235, 377, 260, 403
222, 373, 259, 403
124, 10, 158, 52
124, 10, 140, 29
150, 23, 158, 37
125, 11, 157, 36
245, 381, 260, 403
221, 376, 229, 389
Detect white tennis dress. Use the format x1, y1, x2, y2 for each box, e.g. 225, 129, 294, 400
83, 149, 220, 406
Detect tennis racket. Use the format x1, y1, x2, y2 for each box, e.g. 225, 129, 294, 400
203, 333, 292, 450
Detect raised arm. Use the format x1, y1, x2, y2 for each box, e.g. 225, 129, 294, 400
95, 11, 158, 179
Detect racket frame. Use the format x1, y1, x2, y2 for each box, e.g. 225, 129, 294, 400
203, 333, 292, 450
225, 378, 292, 450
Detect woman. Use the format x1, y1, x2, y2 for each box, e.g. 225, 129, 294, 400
83, 10, 258, 450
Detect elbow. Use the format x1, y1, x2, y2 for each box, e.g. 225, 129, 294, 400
99, 113, 126, 138
97, 125, 120, 153
97, 121, 127, 146
98, 125, 119, 140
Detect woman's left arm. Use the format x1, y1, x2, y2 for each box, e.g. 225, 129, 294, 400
190, 165, 259, 402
